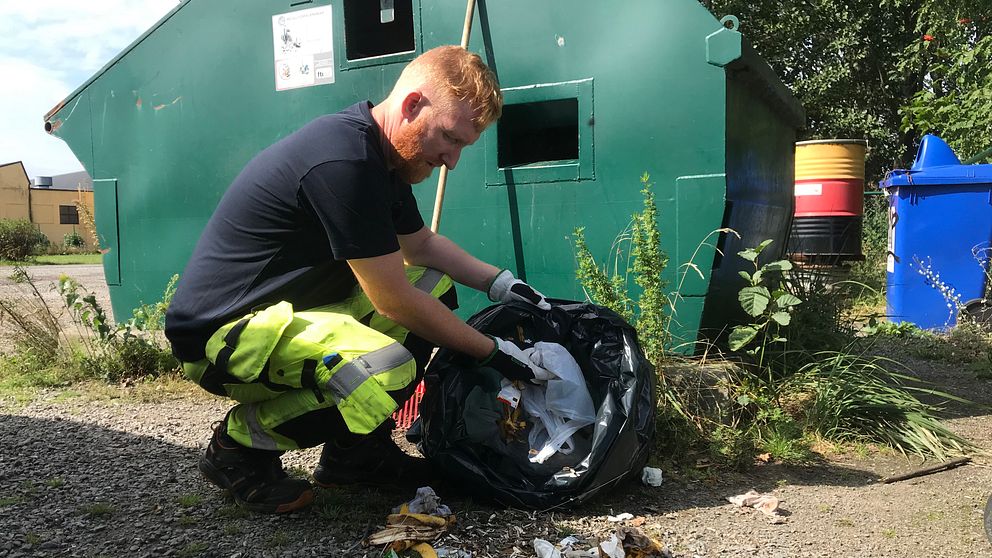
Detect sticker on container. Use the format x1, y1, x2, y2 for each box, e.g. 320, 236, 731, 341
794, 183, 823, 197
272, 6, 335, 91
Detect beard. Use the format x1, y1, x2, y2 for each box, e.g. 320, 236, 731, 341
389, 117, 434, 184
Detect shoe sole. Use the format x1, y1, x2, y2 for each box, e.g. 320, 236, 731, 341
199, 458, 314, 514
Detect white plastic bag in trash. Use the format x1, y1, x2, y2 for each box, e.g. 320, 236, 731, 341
516, 342, 597, 464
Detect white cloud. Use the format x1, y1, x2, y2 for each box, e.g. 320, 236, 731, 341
0, 0, 180, 177
0, 56, 82, 177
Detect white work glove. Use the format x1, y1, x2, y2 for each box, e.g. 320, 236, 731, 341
480, 336, 556, 383
487, 269, 551, 311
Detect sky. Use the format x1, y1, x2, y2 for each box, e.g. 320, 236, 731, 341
0, 0, 181, 179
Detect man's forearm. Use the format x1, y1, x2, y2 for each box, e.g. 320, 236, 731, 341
405, 233, 499, 293
384, 287, 495, 360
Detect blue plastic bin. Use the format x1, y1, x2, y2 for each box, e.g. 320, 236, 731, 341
881, 135, 992, 330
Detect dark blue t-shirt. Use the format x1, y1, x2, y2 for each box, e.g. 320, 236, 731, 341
165, 102, 424, 361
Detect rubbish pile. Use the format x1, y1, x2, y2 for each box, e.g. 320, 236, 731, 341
367, 487, 457, 557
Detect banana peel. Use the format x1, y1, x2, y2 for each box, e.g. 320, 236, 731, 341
387, 511, 455, 528
616, 526, 669, 558
366, 510, 456, 548
384, 541, 438, 558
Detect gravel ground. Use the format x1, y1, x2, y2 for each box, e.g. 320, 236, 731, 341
2, 265, 992, 557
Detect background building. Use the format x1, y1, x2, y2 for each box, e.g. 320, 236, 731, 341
0, 161, 95, 250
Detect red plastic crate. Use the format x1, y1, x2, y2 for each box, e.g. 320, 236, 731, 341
392, 380, 425, 430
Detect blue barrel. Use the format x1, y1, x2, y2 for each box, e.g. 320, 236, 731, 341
881, 135, 992, 330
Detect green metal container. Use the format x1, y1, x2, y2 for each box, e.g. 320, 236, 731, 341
45, 0, 803, 351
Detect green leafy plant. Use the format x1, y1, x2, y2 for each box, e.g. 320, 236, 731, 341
62, 230, 85, 250
729, 240, 801, 365
131, 274, 179, 331
573, 173, 670, 365
57, 275, 178, 383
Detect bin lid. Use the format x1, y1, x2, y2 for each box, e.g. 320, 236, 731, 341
880, 134, 992, 188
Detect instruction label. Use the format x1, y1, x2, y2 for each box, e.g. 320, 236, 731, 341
272, 6, 335, 91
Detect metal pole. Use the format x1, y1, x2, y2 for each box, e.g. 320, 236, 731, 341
430, 0, 477, 233
964, 144, 992, 165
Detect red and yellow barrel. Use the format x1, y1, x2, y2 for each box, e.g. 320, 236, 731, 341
788, 139, 868, 261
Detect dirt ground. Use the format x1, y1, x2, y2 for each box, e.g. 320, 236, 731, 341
2, 265, 992, 557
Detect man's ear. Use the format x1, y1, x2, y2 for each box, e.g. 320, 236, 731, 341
400, 91, 424, 121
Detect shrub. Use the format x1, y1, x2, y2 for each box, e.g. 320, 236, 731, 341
63, 231, 85, 250
0, 220, 48, 260
573, 173, 670, 366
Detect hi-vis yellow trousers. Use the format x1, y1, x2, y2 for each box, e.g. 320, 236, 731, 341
181, 266, 454, 451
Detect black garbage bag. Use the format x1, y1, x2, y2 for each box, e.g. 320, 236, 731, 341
415, 299, 657, 509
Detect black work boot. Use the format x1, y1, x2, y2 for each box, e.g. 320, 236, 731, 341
312, 420, 434, 489
198, 421, 314, 514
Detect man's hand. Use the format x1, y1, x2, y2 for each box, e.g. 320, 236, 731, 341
480, 336, 555, 383
488, 269, 551, 311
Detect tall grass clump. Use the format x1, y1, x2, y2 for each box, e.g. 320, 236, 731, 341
784, 353, 971, 459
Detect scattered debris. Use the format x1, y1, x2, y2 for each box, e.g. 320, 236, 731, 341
727, 489, 787, 524
533, 526, 670, 558
533, 538, 562, 558
607, 512, 634, 523
368, 487, 456, 556
880, 457, 971, 484
435, 547, 473, 557
641, 467, 663, 487
398, 486, 453, 516
616, 526, 672, 558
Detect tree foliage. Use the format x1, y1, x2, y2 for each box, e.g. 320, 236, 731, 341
702, 0, 991, 180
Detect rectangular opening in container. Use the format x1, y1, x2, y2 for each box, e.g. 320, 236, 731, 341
344, 0, 415, 60
497, 98, 579, 168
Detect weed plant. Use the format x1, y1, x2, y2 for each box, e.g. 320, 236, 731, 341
0, 268, 178, 388
573, 172, 670, 366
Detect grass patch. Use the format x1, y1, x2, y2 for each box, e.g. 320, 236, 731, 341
785, 353, 972, 460
178, 542, 209, 557
24, 533, 41, 546
0, 496, 22, 507
0, 254, 102, 266
80, 502, 114, 518
265, 530, 291, 549
216, 504, 251, 520
222, 523, 242, 535
177, 494, 202, 508
312, 488, 391, 526
44, 477, 64, 488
